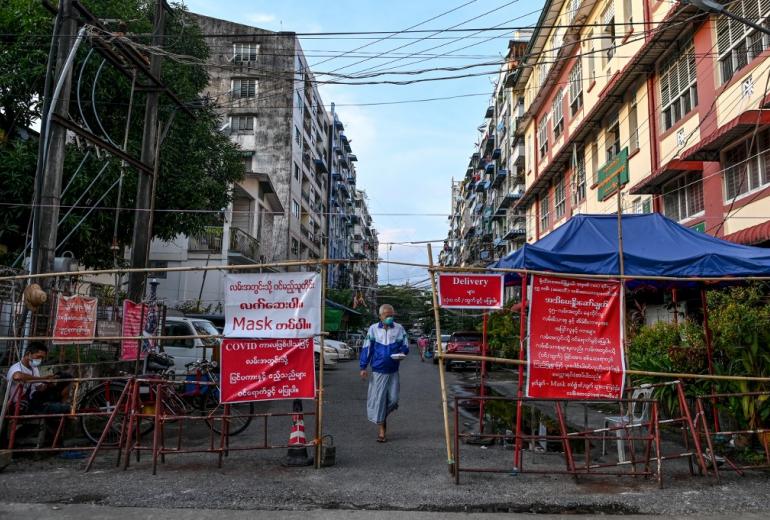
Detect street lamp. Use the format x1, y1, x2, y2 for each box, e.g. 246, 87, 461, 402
684, 0, 770, 37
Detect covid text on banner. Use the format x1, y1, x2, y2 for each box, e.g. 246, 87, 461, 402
220, 338, 316, 403
52, 295, 98, 345
224, 273, 321, 338
437, 273, 504, 309
527, 275, 625, 400
120, 300, 146, 361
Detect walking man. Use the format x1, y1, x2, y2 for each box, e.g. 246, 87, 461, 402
359, 304, 409, 442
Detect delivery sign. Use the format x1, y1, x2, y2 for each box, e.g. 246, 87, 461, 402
526, 275, 625, 400
437, 273, 504, 309
219, 338, 316, 403
224, 273, 321, 338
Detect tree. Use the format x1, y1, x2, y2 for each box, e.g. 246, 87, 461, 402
0, 0, 244, 268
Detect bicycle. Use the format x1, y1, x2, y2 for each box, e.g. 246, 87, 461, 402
79, 352, 254, 445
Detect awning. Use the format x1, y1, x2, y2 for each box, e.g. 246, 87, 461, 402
723, 221, 770, 246
680, 110, 770, 162
253, 172, 284, 213
630, 160, 703, 194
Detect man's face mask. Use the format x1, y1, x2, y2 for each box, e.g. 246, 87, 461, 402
30, 358, 43, 367
383, 317, 394, 326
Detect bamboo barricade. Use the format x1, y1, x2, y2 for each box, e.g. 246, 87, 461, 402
693, 390, 770, 482
453, 395, 663, 487
427, 244, 455, 474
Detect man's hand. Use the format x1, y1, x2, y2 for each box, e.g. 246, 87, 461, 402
359, 369, 368, 380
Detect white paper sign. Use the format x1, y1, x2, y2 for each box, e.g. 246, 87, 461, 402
224, 273, 321, 338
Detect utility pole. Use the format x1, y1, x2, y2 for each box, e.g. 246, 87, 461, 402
30, 0, 77, 284
127, 0, 165, 302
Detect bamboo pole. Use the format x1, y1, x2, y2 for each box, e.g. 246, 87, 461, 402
427, 244, 454, 474
443, 353, 770, 382
315, 244, 328, 470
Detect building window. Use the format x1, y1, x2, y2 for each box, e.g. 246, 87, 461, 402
569, 61, 583, 115
552, 89, 564, 139
717, 1, 770, 85
623, 0, 633, 27
632, 197, 651, 214
291, 238, 299, 256
294, 162, 300, 181
606, 114, 621, 162
586, 31, 596, 83
539, 194, 550, 230
230, 115, 254, 133
723, 130, 770, 200
602, 3, 616, 62
591, 140, 599, 185
232, 78, 256, 98
554, 177, 566, 219
571, 147, 586, 205
296, 91, 303, 113
660, 41, 697, 131
538, 117, 549, 158
628, 94, 639, 153
292, 200, 300, 219
663, 173, 703, 221
294, 126, 301, 146
233, 42, 258, 62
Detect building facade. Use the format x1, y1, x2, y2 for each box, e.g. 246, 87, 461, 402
443, 0, 770, 270
149, 14, 375, 309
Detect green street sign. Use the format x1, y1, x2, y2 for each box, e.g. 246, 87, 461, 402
597, 148, 629, 201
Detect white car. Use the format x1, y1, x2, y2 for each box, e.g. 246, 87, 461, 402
313, 338, 338, 368
324, 339, 353, 360
161, 317, 220, 374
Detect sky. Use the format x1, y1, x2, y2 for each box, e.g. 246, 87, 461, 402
183, 0, 545, 287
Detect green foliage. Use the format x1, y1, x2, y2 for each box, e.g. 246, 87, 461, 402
376, 284, 432, 331
0, 1, 244, 268
485, 302, 519, 359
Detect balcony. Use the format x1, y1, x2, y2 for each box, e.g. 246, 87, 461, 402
492, 148, 501, 160
503, 222, 527, 240
228, 226, 260, 262
512, 141, 524, 168
485, 105, 494, 118
188, 226, 223, 253
492, 168, 508, 188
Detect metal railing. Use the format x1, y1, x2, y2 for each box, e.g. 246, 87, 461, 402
229, 227, 260, 262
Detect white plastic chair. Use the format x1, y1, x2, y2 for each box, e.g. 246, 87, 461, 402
602, 385, 654, 463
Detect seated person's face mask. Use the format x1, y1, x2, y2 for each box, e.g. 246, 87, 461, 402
30, 358, 43, 367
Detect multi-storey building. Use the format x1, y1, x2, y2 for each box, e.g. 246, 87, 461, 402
440, 38, 530, 267
149, 14, 331, 308
513, 0, 770, 248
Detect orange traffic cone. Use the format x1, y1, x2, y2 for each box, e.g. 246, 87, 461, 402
284, 399, 313, 467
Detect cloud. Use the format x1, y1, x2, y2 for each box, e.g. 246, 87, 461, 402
246, 12, 277, 25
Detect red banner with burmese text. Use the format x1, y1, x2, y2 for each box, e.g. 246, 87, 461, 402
52, 295, 98, 345
527, 275, 625, 400
219, 338, 316, 403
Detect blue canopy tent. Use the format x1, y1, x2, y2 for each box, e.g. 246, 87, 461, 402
492, 213, 770, 282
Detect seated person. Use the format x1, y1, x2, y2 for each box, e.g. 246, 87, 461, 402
6, 341, 70, 415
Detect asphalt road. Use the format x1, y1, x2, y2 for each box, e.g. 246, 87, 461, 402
2, 354, 770, 515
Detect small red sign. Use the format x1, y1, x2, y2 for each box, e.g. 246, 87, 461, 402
52, 295, 98, 345
120, 300, 146, 361
219, 338, 316, 403
527, 275, 625, 400
438, 273, 504, 309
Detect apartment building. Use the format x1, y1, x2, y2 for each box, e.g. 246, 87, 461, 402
515, 0, 770, 247
148, 14, 331, 308
440, 38, 530, 267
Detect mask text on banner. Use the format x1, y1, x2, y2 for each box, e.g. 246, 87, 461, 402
219, 338, 316, 403
527, 275, 625, 400
224, 273, 321, 338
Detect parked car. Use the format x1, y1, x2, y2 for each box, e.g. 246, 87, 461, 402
444, 331, 483, 370
324, 339, 354, 360
432, 334, 452, 365
161, 317, 220, 374
313, 338, 339, 368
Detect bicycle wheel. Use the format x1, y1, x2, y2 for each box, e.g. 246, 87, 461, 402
200, 391, 254, 436
79, 383, 128, 445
